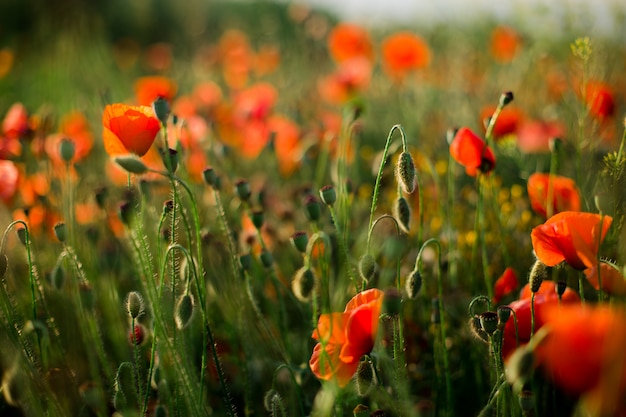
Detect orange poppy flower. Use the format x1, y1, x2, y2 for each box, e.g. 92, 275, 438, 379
535, 304, 626, 415
134, 76, 178, 106
381, 32, 431, 81
502, 281, 579, 360
268, 115, 301, 177
45, 111, 94, 165
219, 30, 253, 89
0, 135, 21, 159
490, 25, 521, 63
516, 120, 566, 154
0, 160, 19, 204
480, 105, 524, 139
102, 104, 161, 157
584, 80, 615, 120
327, 23, 374, 63
3, 102, 30, 138
493, 267, 519, 304
318, 57, 372, 104
527, 173, 581, 218
309, 288, 384, 387
449, 127, 495, 176
253, 45, 281, 76
531, 211, 612, 270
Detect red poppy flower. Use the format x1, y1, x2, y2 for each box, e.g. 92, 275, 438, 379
480, 105, 524, 139
527, 173, 581, 218
134, 76, 178, 106
0, 160, 19, 204
535, 304, 626, 415
3, 103, 30, 138
531, 211, 612, 270
449, 127, 495, 176
318, 57, 372, 104
102, 104, 161, 157
309, 288, 384, 387
516, 120, 566, 154
584, 81, 615, 120
327, 23, 373, 63
268, 115, 301, 177
493, 267, 519, 304
381, 32, 431, 81
584, 262, 626, 296
501, 281, 579, 360
490, 25, 521, 63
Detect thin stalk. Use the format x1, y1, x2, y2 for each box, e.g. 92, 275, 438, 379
328, 205, 358, 293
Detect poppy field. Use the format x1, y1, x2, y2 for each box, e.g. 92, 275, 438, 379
1, 1, 626, 416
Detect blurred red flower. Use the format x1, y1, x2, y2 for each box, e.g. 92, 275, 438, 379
268, 115, 301, 177
516, 120, 565, 153
318, 57, 372, 104
493, 267, 519, 304
527, 173, 580, 218
449, 127, 495, 176
490, 25, 521, 63
535, 304, 626, 415
309, 288, 384, 387
502, 281, 579, 360
584, 80, 615, 120
531, 211, 611, 270
102, 104, 161, 157
134, 76, 178, 106
327, 23, 374, 63
381, 32, 431, 81
3, 103, 30, 138
46, 111, 94, 165
583, 261, 626, 296
0, 160, 19, 204
480, 105, 524, 139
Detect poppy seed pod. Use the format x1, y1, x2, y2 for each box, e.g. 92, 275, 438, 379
161, 148, 178, 173
260, 249, 273, 268
202, 167, 218, 188
396, 151, 417, 194
358, 253, 377, 282
319, 184, 337, 206
303, 194, 321, 222
53, 222, 67, 243
290, 231, 309, 253
292, 267, 316, 302
479, 311, 499, 336
355, 356, 377, 396
239, 253, 253, 272
393, 196, 411, 233
251, 210, 264, 229
59, 137, 75, 163
529, 260, 547, 293
235, 179, 251, 202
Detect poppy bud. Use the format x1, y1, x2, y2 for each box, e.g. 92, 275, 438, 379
529, 260, 547, 293
393, 196, 411, 233
405, 269, 422, 299
319, 185, 337, 206
112, 390, 126, 411
303, 194, 321, 222
355, 356, 377, 396
125, 291, 145, 319
499, 91, 514, 107
175, 294, 194, 329
59, 137, 75, 163
468, 316, 489, 343
0, 253, 7, 278
152, 96, 171, 124
292, 267, 316, 302
161, 148, 178, 173
290, 231, 309, 253
264, 390, 286, 416
202, 167, 218, 188
114, 362, 137, 406
129, 323, 146, 345
235, 179, 251, 202
396, 151, 417, 194
358, 253, 377, 282
114, 156, 149, 175
251, 210, 264, 229
479, 311, 498, 336
259, 249, 273, 268
50, 264, 65, 290
118, 200, 134, 226
497, 306, 511, 329
16, 227, 27, 246
53, 222, 66, 243
239, 253, 253, 272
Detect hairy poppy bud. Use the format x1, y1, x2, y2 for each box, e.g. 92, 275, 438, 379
125, 291, 145, 319
175, 294, 194, 329
358, 254, 377, 282
115, 362, 137, 406
355, 356, 377, 396
469, 316, 489, 343
129, 323, 146, 345
393, 196, 411, 233
529, 260, 547, 293
396, 151, 417, 194
405, 269, 422, 299
16, 227, 27, 246
114, 156, 148, 175
497, 306, 511, 329
292, 267, 316, 302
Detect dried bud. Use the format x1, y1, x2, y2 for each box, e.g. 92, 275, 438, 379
114, 156, 148, 175
152, 96, 171, 124
355, 356, 377, 396
396, 151, 417, 194
319, 184, 337, 206
125, 291, 145, 319
393, 196, 411, 233
290, 231, 309, 253
235, 179, 251, 202
405, 269, 422, 299
529, 260, 547, 293
53, 222, 66, 243
292, 267, 316, 302
59, 137, 75, 163
175, 294, 194, 329
358, 254, 377, 282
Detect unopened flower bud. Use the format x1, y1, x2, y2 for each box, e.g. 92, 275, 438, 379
125, 291, 145, 319
59, 138, 75, 163
319, 185, 337, 206
53, 222, 66, 243
175, 294, 194, 329
290, 231, 309, 253
358, 254, 377, 282
396, 151, 417, 194
115, 362, 136, 406
292, 267, 316, 302
469, 316, 489, 343
161, 148, 178, 173
355, 356, 377, 396
114, 156, 148, 175
152, 96, 170, 124
405, 269, 422, 299
393, 196, 411, 233
16, 227, 27, 246
529, 260, 547, 293
499, 91, 514, 107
